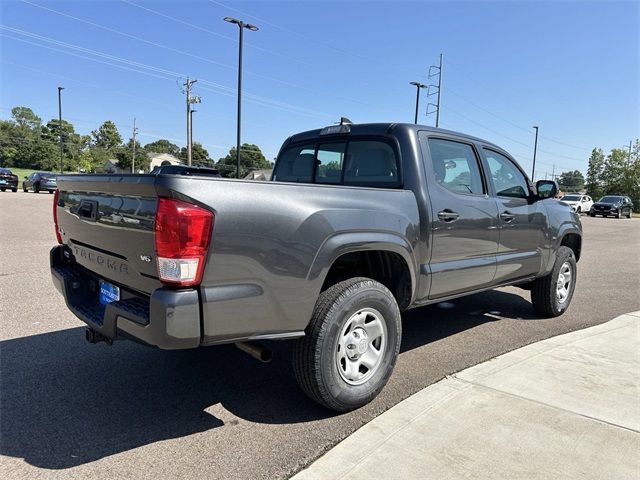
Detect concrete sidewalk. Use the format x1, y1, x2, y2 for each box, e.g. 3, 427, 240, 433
293, 312, 640, 480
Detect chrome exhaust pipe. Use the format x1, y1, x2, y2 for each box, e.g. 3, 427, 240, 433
235, 342, 272, 363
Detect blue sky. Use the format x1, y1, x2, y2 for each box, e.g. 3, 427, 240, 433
1, 0, 638, 178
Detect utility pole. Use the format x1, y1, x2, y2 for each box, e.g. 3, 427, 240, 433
552, 164, 556, 181
57, 86, 64, 173
224, 17, 259, 178
183, 78, 201, 166
427, 54, 443, 127
628, 140, 633, 168
190, 109, 196, 165
531, 125, 539, 180
409, 82, 427, 124
131, 117, 138, 173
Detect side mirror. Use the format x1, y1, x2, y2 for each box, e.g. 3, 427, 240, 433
24, 176, 28, 179
536, 180, 558, 200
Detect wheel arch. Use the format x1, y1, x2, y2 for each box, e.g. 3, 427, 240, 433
307, 232, 417, 310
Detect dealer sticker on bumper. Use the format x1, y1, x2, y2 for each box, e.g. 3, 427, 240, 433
99, 280, 120, 305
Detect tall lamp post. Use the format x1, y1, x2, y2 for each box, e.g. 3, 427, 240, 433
531, 125, 539, 180
57, 86, 64, 173
224, 16, 258, 179
409, 82, 427, 124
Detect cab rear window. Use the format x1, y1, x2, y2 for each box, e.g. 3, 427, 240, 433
273, 139, 399, 188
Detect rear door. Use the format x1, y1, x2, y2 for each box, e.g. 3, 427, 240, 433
480, 148, 546, 283
419, 133, 499, 298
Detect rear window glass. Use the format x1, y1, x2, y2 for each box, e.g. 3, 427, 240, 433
272, 144, 315, 182
273, 139, 399, 188
315, 143, 345, 184
344, 141, 398, 186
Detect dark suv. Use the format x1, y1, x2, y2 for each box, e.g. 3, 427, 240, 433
590, 195, 633, 218
23, 172, 58, 193
0, 168, 19, 192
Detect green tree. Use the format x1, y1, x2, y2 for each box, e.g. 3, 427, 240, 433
41, 119, 84, 170
11, 106, 42, 131
215, 143, 270, 178
143, 139, 180, 156
91, 120, 122, 151
113, 138, 150, 172
179, 142, 211, 167
557, 170, 585, 192
601, 148, 627, 196
585, 148, 605, 200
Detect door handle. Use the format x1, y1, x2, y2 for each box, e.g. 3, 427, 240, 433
437, 210, 460, 222
500, 211, 515, 223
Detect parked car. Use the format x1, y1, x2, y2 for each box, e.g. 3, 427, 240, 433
0, 168, 19, 192
560, 194, 593, 214
23, 172, 57, 193
50, 122, 582, 412
590, 195, 633, 218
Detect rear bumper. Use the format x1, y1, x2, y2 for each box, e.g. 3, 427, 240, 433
50, 246, 201, 349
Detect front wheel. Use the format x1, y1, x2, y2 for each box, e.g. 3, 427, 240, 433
11, 188, 17, 192
33, 183, 40, 193
0, 188, 5, 192
292, 277, 402, 412
531, 246, 577, 317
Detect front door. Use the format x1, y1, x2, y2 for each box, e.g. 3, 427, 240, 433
481, 148, 546, 283
419, 134, 500, 299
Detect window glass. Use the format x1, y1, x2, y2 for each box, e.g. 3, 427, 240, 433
343, 141, 399, 186
427, 138, 484, 195
315, 143, 345, 184
483, 149, 529, 199
272, 144, 315, 183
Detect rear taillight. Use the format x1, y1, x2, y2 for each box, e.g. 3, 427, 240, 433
154, 197, 214, 287
53, 189, 62, 244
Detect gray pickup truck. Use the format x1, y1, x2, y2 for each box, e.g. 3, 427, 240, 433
51, 122, 582, 411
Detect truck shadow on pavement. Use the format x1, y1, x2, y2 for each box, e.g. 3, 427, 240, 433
0, 289, 539, 470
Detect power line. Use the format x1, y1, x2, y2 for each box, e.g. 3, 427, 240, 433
1, 27, 333, 120
121, 0, 317, 68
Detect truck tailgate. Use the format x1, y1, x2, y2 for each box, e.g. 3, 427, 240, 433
56, 175, 162, 294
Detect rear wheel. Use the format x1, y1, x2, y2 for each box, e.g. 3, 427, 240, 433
531, 246, 577, 317
11, 188, 17, 192
292, 277, 402, 412
33, 183, 40, 194
589, 211, 595, 217
0, 188, 5, 192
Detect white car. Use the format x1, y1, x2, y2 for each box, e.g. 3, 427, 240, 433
560, 194, 593, 214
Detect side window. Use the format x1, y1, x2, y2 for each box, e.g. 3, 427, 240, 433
483, 149, 529, 199
315, 143, 346, 184
427, 138, 484, 195
343, 140, 399, 187
272, 144, 315, 183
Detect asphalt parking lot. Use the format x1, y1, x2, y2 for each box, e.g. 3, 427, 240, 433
1, 191, 639, 480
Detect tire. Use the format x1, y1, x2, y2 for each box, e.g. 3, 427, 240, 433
616, 212, 621, 219
0, 188, 5, 192
576, 206, 581, 214
33, 183, 40, 194
292, 277, 402, 412
22, 183, 27, 192
48, 190, 54, 194
11, 188, 17, 192
531, 246, 577, 317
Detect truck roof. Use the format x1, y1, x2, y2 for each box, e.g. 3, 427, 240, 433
285, 122, 503, 151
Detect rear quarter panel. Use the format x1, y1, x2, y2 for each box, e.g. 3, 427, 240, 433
157, 176, 420, 343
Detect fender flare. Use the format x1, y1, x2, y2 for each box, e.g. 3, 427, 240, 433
306, 231, 417, 304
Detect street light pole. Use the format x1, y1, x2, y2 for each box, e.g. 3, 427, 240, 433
224, 16, 258, 179
409, 82, 427, 124
531, 125, 539, 180
57, 86, 64, 173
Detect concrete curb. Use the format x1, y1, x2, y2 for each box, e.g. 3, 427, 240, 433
292, 312, 640, 480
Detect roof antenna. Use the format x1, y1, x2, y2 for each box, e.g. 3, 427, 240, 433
338, 116, 353, 125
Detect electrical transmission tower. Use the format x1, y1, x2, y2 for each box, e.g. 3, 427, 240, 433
182, 78, 201, 166
426, 54, 443, 127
